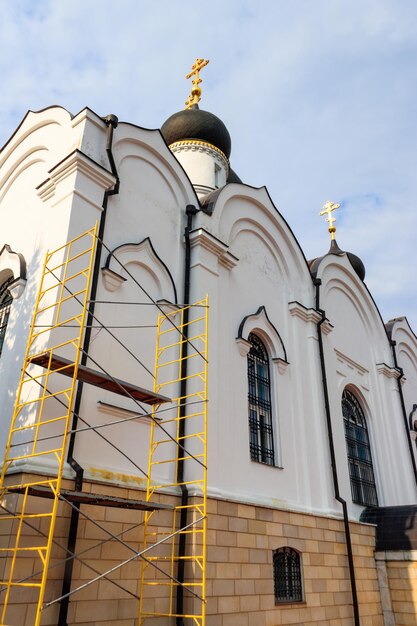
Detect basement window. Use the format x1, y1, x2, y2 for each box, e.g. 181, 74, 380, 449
273, 547, 303, 604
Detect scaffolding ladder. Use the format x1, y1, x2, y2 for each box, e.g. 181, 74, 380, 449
138, 298, 209, 626
0, 226, 98, 626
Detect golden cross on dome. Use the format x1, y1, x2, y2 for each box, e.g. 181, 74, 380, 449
185, 58, 209, 109
319, 200, 340, 240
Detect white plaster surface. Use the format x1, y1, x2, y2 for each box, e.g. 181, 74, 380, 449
1, 106, 416, 521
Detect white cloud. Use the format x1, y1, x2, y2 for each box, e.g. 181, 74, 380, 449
0, 0, 416, 327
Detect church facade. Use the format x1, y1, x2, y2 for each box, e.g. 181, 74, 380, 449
0, 70, 417, 625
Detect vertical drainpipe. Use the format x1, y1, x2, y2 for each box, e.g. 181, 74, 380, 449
58, 114, 119, 626
176, 203, 198, 626
389, 340, 417, 485
313, 277, 361, 626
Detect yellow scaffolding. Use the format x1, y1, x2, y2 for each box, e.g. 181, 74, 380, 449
139, 298, 208, 626
0, 226, 208, 626
0, 226, 98, 626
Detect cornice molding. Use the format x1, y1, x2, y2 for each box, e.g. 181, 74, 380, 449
288, 301, 321, 324
71, 107, 107, 131
376, 362, 402, 380
189, 228, 238, 270
375, 550, 417, 562
334, 348, 368, 375
0, 245, 27, 299
8, 278, 27, 299
37, 149, 115, 201
236, 337, 251, 357
156, 299, 180, 315
288, 301, 333, 334
320, 319, 334, 335
272, 357, 290, 375
97, 400, 155, 425
101, 267, 126, 292
1, 456, 74, 479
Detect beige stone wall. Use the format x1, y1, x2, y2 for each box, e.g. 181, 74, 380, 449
205, 499, 383, 626
0, 476, 385, 626
0, 475, 175, 626
385, 557, 417, 626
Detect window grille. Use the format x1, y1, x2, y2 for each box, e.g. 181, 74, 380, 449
342, 389, 378, 507
273, 547, 303, 603
247, 333, 275, 465
0, 277, 13, 357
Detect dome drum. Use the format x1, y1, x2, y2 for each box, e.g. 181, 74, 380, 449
161, 105, 231, 197
170, 139, 229, 198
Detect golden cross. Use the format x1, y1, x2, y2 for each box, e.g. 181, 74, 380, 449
319, 200, 340, 240
185, 58, 209, 109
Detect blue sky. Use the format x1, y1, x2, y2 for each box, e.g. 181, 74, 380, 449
1, 0, 416, 330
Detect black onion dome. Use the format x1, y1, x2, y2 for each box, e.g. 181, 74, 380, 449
161, 104, 231, 159
227, 168, 242, 184
309, 239, 366, 281
346, 251, 365, 281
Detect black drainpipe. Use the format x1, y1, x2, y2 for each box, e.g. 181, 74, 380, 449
389, 340, 417, 485
58, 114, 119, 626
313, 277, 360, 626
176, 203, 198, 626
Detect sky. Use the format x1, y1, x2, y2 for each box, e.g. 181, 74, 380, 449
0, 0, 416, 330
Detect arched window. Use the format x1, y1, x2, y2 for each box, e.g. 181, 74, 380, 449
0, 277, 14, 357
342, 389, 378, 507
247, 333, 275, 466
273, 547, 303, 603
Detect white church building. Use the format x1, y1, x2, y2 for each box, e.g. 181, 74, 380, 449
0, 60, 416, 626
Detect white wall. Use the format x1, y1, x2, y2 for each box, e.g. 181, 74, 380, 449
1, 107, 416, 522
317, 254, 417, 515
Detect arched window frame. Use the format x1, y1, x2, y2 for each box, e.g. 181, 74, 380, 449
273, 547, 303, 604
0, 277, 14, 356
236, 306, 289, 468
0, 245, 27, 359
342, 388, 378, 507
247, 332, 275, 465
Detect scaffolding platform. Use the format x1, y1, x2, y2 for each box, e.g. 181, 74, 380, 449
9, 485, 174, 511
29, 352, 171, 405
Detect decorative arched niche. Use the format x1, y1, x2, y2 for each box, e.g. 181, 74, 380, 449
237, 305, 288, 468
409, 404, 417, 435
101, 237, 177, 305
0, 244, 27, 299
236, 305, 288, 374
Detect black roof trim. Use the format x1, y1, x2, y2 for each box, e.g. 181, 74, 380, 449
103, 237, 178, 304
197, 183, 312, 277
116, 121, 200, 208
0, 105, 74, 154
310, 240, 395, 347
386, 316, 417, 344
238, 305, 287, 362
360, 505, 417, 551
199, 188, 224, 216
0, 244, 27, 281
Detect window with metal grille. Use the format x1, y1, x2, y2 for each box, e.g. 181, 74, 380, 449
342, 389, 378, 507
273, 547, 303, 603
0, 277, 13, 357
247, 333, 275, 466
